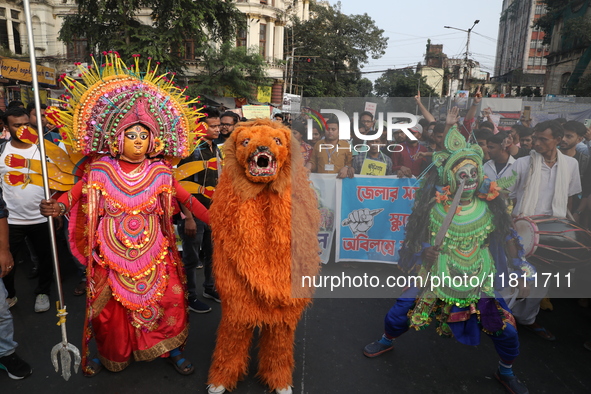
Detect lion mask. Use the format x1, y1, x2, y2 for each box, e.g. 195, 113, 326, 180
221, 119, 296, 200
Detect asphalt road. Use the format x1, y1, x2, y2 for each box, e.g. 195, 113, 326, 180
3, 257, 591, 393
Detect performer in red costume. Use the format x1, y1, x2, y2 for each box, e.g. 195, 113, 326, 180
37, 53, 209, 376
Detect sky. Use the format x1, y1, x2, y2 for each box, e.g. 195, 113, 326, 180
336, 0, 504, 81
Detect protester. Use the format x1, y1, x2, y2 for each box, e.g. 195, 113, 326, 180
215, 111, 240, 146
509, 120, 581, 341
178, 106, 222, 313
473, 129, 493, 162
391, 124, 429, 178
0, 188, 33, 380
352, 136, 393, 175
485, 131, 516, 182
27, 103, 60, 144
0, 107, 54, 313
560, 121, 591, 223
306, 116, 353, 178
507, 125, 530, 159
291, 123, 312, 166
518, 127, 534, 151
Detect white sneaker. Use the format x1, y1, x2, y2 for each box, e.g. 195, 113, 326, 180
34, 294, 50, 313
207, 385, 226, 394
6, 297, 17, 308
276, 387, 293, 394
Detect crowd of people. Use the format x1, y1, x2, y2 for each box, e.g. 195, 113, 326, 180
1, 83, 591, 394
285, 93, 591, 394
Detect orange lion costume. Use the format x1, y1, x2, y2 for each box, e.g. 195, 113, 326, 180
207, 119, 321, 394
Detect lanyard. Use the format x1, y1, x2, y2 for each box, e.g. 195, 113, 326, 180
326, 143, 339, 164
407, 143, 420, 162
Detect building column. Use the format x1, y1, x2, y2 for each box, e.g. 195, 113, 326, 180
271, 80, 283, 106
266, 19, 275, 61
303, 1, 310, 21
274, 24, 284, 62
6, 18, 15, 54
248, 16, 260, 48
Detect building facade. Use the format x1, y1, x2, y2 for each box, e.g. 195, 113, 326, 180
0, 0, 312, 106
420, 41, 489, 97
493, 0, 548, 95
544, 0, 591, 95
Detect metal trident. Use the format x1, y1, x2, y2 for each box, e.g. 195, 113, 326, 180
22, 0, 81, 380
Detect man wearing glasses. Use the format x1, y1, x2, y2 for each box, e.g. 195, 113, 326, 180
215, 111, 240, 145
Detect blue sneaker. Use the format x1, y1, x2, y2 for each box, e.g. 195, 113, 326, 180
363, 338, 393, 358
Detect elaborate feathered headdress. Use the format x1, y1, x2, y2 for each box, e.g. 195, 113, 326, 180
46, 52, 207, 158
432, 125, 484, 191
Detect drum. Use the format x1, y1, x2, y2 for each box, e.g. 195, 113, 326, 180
513, 215, 591, 269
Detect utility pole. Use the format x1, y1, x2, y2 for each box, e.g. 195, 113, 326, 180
284, 46, 304, 97
444, 20, 479, 91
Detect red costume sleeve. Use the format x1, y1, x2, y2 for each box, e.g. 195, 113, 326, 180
173, 179, 210, 225
57, 179, 84, 209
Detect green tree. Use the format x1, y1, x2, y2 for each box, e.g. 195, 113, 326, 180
572, 74, 591, 96
187, 43, 269, 101
374, 68, 437, 98
286, 1, 387, 97
356, 78, 374, 97
59, 0, 245, 74
534, 0, 573, 45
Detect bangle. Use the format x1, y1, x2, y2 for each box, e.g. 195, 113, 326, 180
58, 202, 67, 216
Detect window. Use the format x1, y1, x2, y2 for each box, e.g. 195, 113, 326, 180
12, 22, 21, 54
528, 57, 535, 66
10, 10, 18, 20
67, 36, 88, 60
530, 39, 540, 48
535, 4, 544, 14
236, 29, 247, 47
0, 9, 6, 52
259, 24, 266, 57
182, 40, 195, 60
561, 72, 571, 94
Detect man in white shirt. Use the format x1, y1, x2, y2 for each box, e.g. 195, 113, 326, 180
484, 131, 516, 182
509, 120, 581, 341
0, 107, 54, 313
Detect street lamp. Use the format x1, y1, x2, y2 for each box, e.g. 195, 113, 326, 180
444, 20, 479, 90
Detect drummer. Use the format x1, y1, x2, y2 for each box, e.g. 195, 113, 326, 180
509, 120, 581, 340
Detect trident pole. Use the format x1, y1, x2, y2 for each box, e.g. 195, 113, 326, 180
22, 0, 80, 380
